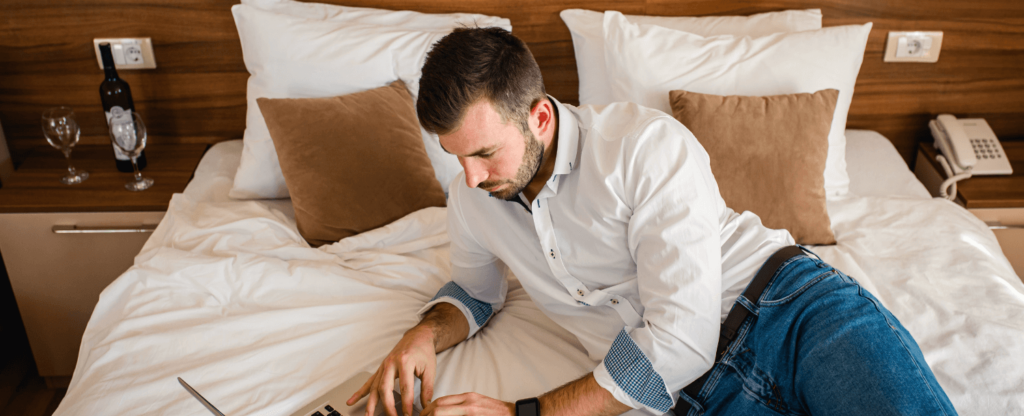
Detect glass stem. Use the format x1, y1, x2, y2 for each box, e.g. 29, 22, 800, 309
131, 156, 142, 182
63, 149, 76, 175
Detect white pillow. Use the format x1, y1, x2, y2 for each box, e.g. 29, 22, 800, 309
602, 12, 871, 198
559, 9, 822, 106
243, 0, 506, 31
230, 3, 511, 199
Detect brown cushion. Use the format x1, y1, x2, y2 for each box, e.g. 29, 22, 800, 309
257, 80, 446, 247
669, 89, 839, 245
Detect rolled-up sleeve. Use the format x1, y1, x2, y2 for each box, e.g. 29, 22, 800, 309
591, 118, 722, 414
417, 178, 507, 338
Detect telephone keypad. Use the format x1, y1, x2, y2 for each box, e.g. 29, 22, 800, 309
970, 138, 1004, 160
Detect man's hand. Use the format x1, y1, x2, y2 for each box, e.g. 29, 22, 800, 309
422, 393, 514, 416
420, 373, 631, 416
348, 303, 470, 416
348, 325, 436, 416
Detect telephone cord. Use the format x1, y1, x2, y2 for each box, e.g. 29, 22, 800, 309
935, 154, 973, 201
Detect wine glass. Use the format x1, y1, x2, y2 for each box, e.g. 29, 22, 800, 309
41, 107, 89, 185
109, 112, 153, 191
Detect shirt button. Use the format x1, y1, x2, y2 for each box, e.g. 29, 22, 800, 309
611, 299, 619, 305
577, 289, 584, 296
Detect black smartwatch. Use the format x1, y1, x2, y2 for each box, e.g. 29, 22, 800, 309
515, 398, 540, 416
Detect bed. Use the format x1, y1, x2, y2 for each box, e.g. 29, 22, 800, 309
51, 129, 1024, 415
46, 2, 1024, 414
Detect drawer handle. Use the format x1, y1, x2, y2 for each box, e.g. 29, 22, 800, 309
986, 222, 1024, 230
52, 224, 158, 234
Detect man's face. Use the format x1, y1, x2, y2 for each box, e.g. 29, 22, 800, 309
439, 100, 544, 201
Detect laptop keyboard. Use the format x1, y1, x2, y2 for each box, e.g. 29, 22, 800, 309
309, 404, 341, 416
304, 388, 405, 416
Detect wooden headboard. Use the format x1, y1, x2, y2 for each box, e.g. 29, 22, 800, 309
1, 0, 1022, 167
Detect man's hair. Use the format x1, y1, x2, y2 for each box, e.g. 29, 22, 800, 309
416, 27, 546, 136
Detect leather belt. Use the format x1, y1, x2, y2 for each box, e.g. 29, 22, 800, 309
672, 245, 807, 416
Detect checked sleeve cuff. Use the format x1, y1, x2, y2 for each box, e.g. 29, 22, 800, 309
417, 281, 494, 338
593, 329, 675, 415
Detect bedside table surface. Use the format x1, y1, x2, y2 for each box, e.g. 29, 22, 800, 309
920, 141, 1024, 209
0, 144, 207, 213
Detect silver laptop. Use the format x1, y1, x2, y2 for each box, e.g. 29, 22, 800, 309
179, 372, 409, 416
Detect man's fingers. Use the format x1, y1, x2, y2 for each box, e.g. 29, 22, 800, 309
420, 400, 437, 416
434, 394, 468, 407
421, 394, 461, 416
369, 362, 395, 416
366, 377, 379, 416
380, 366, 399, 416
420, 363, 436, 409
348, 372, 376, 405
425, 393, 514, 416
399, 366, 415, 416
432, 405, 469, 416
421, 395, 465, 416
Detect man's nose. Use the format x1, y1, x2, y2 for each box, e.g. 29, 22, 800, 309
461, 157, 487, 189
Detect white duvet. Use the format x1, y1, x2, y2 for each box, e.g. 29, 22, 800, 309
55, 144, 1024, 416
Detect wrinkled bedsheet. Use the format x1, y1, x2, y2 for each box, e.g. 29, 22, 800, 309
54, 193, 1024, 415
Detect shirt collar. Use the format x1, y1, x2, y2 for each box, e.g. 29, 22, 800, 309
513, 96, 580, 208
531, 95, 580, 200
548, 95, 580, 179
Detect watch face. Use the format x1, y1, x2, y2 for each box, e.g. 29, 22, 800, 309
517, 399, 539, 416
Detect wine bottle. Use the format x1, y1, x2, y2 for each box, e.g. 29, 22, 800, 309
99, 43, 146, 172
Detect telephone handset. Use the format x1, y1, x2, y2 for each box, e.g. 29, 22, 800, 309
928, 114, 1012, 200
930, 114, 975, 173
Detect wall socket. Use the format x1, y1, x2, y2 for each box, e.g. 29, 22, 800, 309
884, 31, 943, 63
93, 38, 157, 70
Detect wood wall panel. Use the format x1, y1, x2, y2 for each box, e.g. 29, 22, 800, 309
1, 0, 1021, 167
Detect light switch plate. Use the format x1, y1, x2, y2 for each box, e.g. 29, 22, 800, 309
93, 38, 157, 70
884, 31, 943, 63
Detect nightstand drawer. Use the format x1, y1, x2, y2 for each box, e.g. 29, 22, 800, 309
0, 211, 164, 377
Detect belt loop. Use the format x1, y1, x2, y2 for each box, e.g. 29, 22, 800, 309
797, 244, 822, 262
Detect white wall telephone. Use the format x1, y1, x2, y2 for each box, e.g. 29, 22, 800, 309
928, 114, 1012, 200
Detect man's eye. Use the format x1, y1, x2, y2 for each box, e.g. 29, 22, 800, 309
480, 152, 494, 158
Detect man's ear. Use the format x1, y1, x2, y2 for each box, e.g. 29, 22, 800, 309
530, 98, 554, 137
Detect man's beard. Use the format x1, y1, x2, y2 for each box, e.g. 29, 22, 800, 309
478, 131, 544, 201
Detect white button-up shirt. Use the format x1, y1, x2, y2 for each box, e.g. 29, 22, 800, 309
419, 97, 793, 414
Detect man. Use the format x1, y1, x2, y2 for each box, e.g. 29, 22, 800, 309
349, 27, 956, 416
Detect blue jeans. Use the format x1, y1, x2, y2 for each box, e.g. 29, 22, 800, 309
677, 251, 957, 416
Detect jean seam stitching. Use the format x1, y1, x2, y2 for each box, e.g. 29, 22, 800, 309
758, 255, 809, 304
738, 383, 795, 416
718, 320, 798, 416
702, 316, 754, 399
760, 271, 835, 307
858, 285, 952, 416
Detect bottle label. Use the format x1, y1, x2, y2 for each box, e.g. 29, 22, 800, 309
105, 106, 133, 160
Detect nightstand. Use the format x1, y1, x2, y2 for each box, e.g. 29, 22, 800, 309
914, 141, 1024, 280
0, 144, 206, 387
